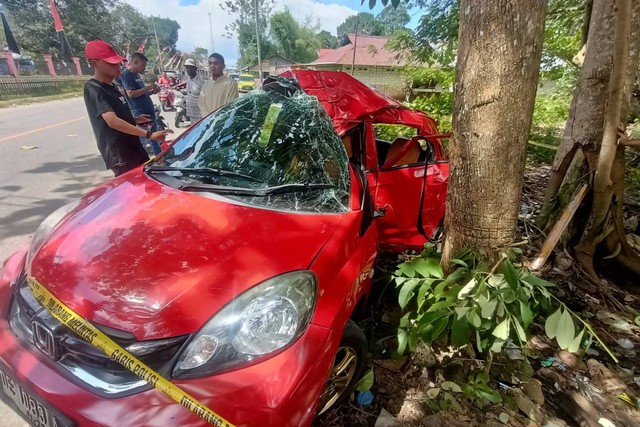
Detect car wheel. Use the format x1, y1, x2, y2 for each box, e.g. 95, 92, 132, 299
316, 320, 367, 415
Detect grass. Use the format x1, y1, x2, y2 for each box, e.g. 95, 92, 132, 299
0, 90, 84, 108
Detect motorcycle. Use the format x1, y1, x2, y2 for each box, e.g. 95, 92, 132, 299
174, 90, 190, 128
158, 85, 175, 111
155, 104, 168, 131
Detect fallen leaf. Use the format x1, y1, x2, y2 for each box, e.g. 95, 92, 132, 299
499, 412, 509, 424
20, 145, 38, 150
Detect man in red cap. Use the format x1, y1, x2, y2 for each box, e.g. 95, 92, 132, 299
83, 40, 172, 176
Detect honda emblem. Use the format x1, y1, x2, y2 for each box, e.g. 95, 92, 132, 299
32, 321, 60, 361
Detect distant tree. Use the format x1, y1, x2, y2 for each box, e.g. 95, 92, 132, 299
193, 47, 208, 63
109, 3, 149, 54
270, 10, 320, 63
222, 0, 275, 68
1, 0, 115, 57
337, 12, 383, 39
317, 30, 338, 49
377, 4, 410, 35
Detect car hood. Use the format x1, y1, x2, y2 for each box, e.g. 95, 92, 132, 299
29, 173, 342, 340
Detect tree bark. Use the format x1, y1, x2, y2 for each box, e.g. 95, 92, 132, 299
537, 0, 615, 231
576, 0, 632, 277
442, 0, 547, 264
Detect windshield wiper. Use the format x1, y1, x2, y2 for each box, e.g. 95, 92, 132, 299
145, 165, 261, 183
179, 182, 336, 196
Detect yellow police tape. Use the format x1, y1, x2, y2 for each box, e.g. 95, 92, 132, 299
26, 276, 234, 427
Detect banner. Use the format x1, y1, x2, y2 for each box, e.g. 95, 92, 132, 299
0, 12, 20, 55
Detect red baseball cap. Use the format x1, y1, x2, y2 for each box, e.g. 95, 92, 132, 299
85, 40, 125, 64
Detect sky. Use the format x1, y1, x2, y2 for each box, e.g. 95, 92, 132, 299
127, 0, 397, 67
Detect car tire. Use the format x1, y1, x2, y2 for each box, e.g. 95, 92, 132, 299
316, 320, 368, 416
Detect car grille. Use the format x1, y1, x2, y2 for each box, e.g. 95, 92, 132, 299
8, 274, 189, 397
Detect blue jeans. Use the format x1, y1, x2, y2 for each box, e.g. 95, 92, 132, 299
135, 112, 161, 155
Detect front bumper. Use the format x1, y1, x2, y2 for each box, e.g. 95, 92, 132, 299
0, 250, 341, 427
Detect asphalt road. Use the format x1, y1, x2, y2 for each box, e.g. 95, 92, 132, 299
0, 95, 183, 426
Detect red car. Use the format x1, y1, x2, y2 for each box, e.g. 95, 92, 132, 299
0, 70, 448, 427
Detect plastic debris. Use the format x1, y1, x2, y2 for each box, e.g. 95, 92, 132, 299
616, 338, 635, 349
356, 390, 374, 406
541, 357, 555, 367
375, 408, 399, 427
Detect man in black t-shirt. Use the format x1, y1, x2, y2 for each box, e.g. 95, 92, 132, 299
84, 40, 172, 176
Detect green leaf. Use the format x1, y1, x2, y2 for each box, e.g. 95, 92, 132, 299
513, 317, 527, 343
354, 368, 374, 391
501, 260, 519, 291
520, 301, 534, 328
395, 277, 408, 286
468, 311, 482, 328
426, 388, 441, 399
455, 307, 471, 319
523, 274, 555, 288
481, 298, 498, 319
441, 381, 462, 393
568, 328, 585, 353
398, 279, 420, 309
443, 267, 467, 285
417, 278, 435, 310
396, 262, 415, 278
426, 301, 456, 312
475, 329, 483, 353
635, 315, 640, 327
499, 412, 510, 424
450, 258, 469, 268
556, 310, 576, 350
429, 316, 450, 342
451, 317, 472, 346
408, 330, 419, 352
458, 278, 477, 299
397, 328, 408, 355
545, 308, 562, 339
412, 257, 444, 279
496, 302, 505, 317
487, 274, 507, 288
492, 318, 510, 340
478, 389, 502, 403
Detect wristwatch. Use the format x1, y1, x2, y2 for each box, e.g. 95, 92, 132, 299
146, 130, 153, 139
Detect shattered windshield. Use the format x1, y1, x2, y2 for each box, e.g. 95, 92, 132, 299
158, 90, 350, 213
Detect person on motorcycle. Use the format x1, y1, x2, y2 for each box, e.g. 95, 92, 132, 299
121, 52, 163, 155
158, 72, 172, 87
184, 58, 204, 122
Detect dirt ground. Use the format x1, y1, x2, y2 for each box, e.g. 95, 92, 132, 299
314, 166, 640, 427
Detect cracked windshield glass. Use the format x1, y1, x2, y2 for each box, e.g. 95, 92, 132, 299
158, 90, 350, 213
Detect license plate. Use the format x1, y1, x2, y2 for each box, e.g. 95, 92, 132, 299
0, 367, 73, 427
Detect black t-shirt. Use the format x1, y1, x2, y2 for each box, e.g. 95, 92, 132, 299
83, 79, 149, 171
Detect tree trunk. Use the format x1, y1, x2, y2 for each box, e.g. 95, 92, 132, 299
576, 0, 632, 277
537, 0, 615, 231
442, 0, 547, 264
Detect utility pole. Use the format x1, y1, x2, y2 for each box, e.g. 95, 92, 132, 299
351, 14, 359, 76
152, 16, 163, 72
208, 12, 215, 53
253, 0, 262, 81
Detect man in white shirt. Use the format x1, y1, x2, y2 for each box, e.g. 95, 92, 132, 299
198, 53, 238, 115
183, 58, 205, 121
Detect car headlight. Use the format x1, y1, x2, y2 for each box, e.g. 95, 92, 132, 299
173, 271, 317, 378
26, 199, 81, 271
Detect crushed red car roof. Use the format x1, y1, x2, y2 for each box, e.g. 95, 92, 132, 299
281, 69, 439, 136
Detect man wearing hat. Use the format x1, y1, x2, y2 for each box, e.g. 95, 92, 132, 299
83, 40, 172, 176
184, 58, 205, 122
